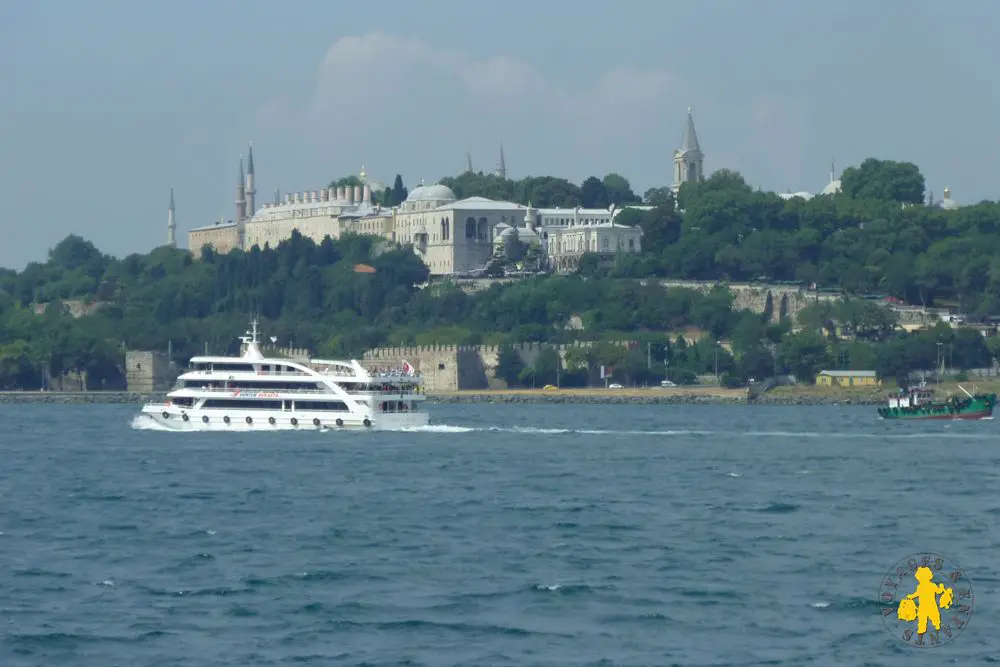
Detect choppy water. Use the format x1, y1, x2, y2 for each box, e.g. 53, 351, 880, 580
2, 403, 999, 666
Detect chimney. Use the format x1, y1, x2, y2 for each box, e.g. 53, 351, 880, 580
312, 190, 319, 202
353, 185, 362, 203
337, 186, 346, 201
347, 187, 355, 204
363, 183, 371, 203
296, 192, 303, 203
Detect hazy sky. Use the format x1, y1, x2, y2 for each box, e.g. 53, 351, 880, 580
2, 0, 997, 270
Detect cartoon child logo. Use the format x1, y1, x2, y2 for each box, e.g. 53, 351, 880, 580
879, 553, 974, 647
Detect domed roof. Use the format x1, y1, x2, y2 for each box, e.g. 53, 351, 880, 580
821, 179, 842, 196
405, 185, 427, 201
418, 184, 457, 201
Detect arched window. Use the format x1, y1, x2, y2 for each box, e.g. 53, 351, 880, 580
441, 218, 449, 241
465, 217, 476, 238
477, 217, 488, 240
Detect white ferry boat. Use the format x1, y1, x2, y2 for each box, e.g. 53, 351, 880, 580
135, 319, 429, 431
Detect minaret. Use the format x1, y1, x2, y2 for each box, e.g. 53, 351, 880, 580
672, 107, 704, 192
235, 155, 247, 222
466, 152, 474, 173
167, 187, 176, 247
494, 144, 506, 179
245, 143, 256, 217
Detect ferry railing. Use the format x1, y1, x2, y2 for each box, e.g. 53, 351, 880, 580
180, 368, 422, 381
173, 386, 425, 396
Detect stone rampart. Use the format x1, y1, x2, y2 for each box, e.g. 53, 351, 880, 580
655, 280, 841, 323
363, 341, 639, 391
439, 276, 840, 323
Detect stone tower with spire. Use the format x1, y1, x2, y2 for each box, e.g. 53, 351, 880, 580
245, 143, 256, 217
672, 107, 704, 192
235, 156, 247, 222
494, 144, 506, 179
167, 187, 176, 247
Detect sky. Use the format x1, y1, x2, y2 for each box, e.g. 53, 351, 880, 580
1, 0, 998, 270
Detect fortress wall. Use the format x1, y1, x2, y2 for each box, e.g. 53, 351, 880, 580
363, 341, 639, 391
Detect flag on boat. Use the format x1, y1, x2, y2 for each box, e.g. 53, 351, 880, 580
401, 359, 415, 376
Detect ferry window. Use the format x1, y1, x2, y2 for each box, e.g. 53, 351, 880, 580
294, 400, 348, 412
212, 363, 254, 372
202, 399, 283, 410
228, 380, 322, 391
172, 397, 194, 407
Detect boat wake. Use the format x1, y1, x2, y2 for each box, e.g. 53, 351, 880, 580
130, 417, 991, 439
394, 425, 988, 439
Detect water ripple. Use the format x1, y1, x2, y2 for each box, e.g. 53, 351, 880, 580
0, 402, 995, 666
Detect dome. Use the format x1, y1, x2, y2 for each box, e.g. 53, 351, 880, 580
418, 184, 457, 202
500, 225, 517, 238
821, 179, 842, 196
405, 185, 427, 201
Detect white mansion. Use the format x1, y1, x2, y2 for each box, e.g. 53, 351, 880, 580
183, 110, 706, 275
392, 184, 646, 274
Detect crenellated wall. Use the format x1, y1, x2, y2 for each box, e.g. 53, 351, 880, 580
261, 345, 312, 362
362, 340, 638, 391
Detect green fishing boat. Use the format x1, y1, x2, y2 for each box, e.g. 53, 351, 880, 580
877, 383, 997, 420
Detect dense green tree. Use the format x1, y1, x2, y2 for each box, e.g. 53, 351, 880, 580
494, 345, 524, 386
580, 176, 610, 208
840, 158, 925, 205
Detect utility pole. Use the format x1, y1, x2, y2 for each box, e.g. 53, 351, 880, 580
714, 341, 719, 383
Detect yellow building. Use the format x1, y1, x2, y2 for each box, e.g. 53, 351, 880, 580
815, 370, 880, 387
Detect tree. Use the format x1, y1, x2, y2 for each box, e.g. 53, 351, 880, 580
602, 173, 641, 205
778, 331, 832, 382
390, 175, 408, 206
580, 176, 610, 208
839, 158, 925, 205
494, 345, 524, 387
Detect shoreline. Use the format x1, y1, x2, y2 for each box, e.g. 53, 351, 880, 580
0, 388, 885, 406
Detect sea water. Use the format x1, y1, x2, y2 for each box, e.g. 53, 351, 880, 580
2, 402, 998, 666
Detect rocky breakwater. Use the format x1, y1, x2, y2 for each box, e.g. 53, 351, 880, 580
427, 392, 745, 405
0, 391, 164, 405
749, 392, 883, 406
425, 389, 886, 406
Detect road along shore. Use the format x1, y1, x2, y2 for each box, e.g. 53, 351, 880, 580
0, 388, 884, 406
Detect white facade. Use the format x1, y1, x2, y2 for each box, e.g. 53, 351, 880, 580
393, 185, 529, 275
244, 185, 377, 248
189, 183, 393, 253
543, 223, 642, 272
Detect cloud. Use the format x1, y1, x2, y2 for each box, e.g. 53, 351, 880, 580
261, 32, 678, 156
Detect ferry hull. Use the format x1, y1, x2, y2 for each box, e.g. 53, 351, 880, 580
135, 404, 429, 431
877, 395, 996, 421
